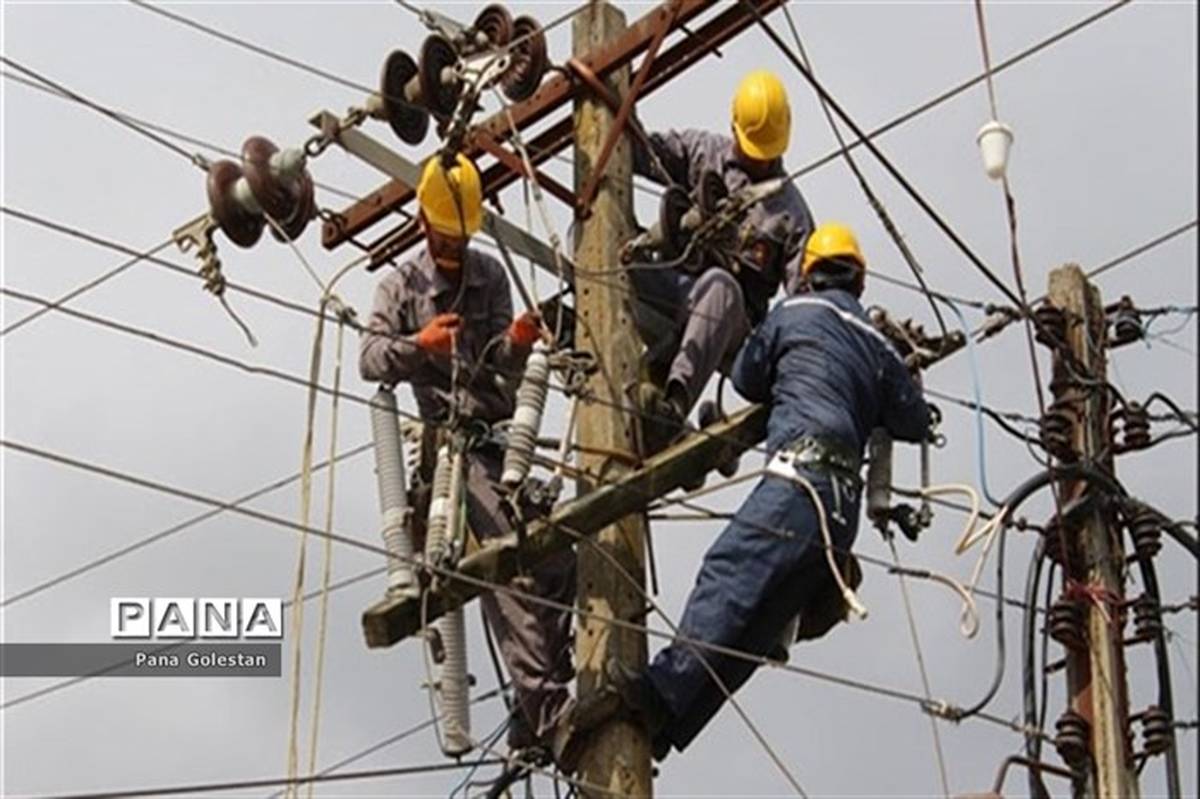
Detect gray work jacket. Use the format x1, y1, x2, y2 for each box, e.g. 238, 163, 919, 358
359, 247, 528, 424
634, 128, 815, 296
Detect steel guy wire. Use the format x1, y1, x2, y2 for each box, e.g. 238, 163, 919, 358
0, 237, 175, 337
0, 55, 205, 168
1081, 219, 1198, 286
780, 3, 949, 340
1, 69, 361, 203
126, 0, 377, 98
741, 2, 1028, 315
0, 436, 1054, 744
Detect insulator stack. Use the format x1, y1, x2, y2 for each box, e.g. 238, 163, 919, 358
1110, 402, 1151, 453
865, 429, 893, 530
1139, 706, 1172, 756
1109, 295, 1143, 346
1041, 519, 1069, 566
1040, 400, 1078, 462
1129, 506, 1163, 560
208, 136, 315, 247
370, 388, 417, 597
425, 444, 453, 565
1054, 710, 1091, 768
501, 16, 548, 102
1048, 597, 1086, 651
1130, 595, 1163, 642
502, 342, 551, 487
436, 607, 472, 757
1034, 304, 1068, 349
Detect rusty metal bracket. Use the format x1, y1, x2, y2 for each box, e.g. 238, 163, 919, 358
575, 1, 679, 216
474, 128, 577, 208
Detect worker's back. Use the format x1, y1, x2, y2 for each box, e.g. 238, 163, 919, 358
730, 287, 929, 454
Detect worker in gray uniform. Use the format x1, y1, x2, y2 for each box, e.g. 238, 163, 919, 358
631, 69, 815, 450
564, 222, 932, 761
360, 154, 574, 756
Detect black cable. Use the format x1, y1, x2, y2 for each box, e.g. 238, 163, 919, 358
952, 463, 1127, 721
1021, 539, 1051, 799
1129, 541, 1183, 799
1145, 392, 1200, 433
33, 759, 505, 799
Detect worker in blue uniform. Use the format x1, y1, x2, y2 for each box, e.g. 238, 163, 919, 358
558, 222, 932, 763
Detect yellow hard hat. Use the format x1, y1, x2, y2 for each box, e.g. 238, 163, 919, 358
417, 153, 483, 238
802, 222, 866, 276
731, 70, 791, 161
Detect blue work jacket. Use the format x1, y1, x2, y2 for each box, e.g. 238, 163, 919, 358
732, 288, 930, 456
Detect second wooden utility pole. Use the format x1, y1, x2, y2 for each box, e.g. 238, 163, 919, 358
1046, 264, 1139, 799
571, 2, 653, 796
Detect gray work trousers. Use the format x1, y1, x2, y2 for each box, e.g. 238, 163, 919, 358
466, 447, 576, 745
631, 266, 751, 411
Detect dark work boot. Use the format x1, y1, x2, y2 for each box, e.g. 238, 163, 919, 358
638, 381, 687, 455
603, 657, 670, 740
698, 400, 741, 478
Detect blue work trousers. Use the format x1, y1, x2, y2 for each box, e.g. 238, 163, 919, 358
646, 469, 861, 753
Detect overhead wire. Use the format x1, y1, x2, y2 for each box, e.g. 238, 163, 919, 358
0, 436, 1054, 744
1, 69, 361, 202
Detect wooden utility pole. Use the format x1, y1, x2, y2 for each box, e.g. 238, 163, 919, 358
1047, 264, 1138, 799
571, 3, 653, 796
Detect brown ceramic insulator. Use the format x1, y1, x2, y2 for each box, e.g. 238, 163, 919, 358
1130, 595, 1162, 642
241, 135, 297, 222
1039, 401, 1078, 462
697, 169, 729, 218
207, 159, 264, 248
1109, 403, 1150, 454
1033, 304, 1067, 349
1140, 706, 1172, 756
501, 16, 547, 102
1048, 597, 1086, 651
1129, 506, 1163, 560
380, 50, 430, 145
1054, 710, 1091, 768
472, 4, 513, 48
419, 35, 461, 117
1110, 296, 1142, 345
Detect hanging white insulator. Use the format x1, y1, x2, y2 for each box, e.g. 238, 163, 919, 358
370, 388, 416, 597
976, 119, 1013, 181
866, 428, 893, 529
426, 444, 453, 565
436, 607, 472, 757
501, 341, 551, 488
443, 446, 467, 565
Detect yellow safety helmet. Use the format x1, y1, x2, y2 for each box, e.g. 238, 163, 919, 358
802, 222, 866, 276
417, 153, 483, 238
731, 70, 791, 161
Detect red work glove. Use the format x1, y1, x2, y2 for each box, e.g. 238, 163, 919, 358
507, 311, 542, 348
416, 313, 461, 355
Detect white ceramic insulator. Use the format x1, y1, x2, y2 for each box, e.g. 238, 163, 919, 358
436, 607, 472, 756
269, 148, 307, 183
232, 176, 262, 215
443, 448, 466, 564
866, 428, 893, 524
370, 389, 416, 597
501, 343, 551, 487
425, 444, 453, 565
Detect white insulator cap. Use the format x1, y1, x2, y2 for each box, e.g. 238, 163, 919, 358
976, 119, 1014, 181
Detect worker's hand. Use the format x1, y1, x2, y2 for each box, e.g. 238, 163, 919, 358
507, 311, 542, 348
416, 313, 461, 355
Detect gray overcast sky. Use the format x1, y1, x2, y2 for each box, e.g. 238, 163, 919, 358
2, 1, 1196, 797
